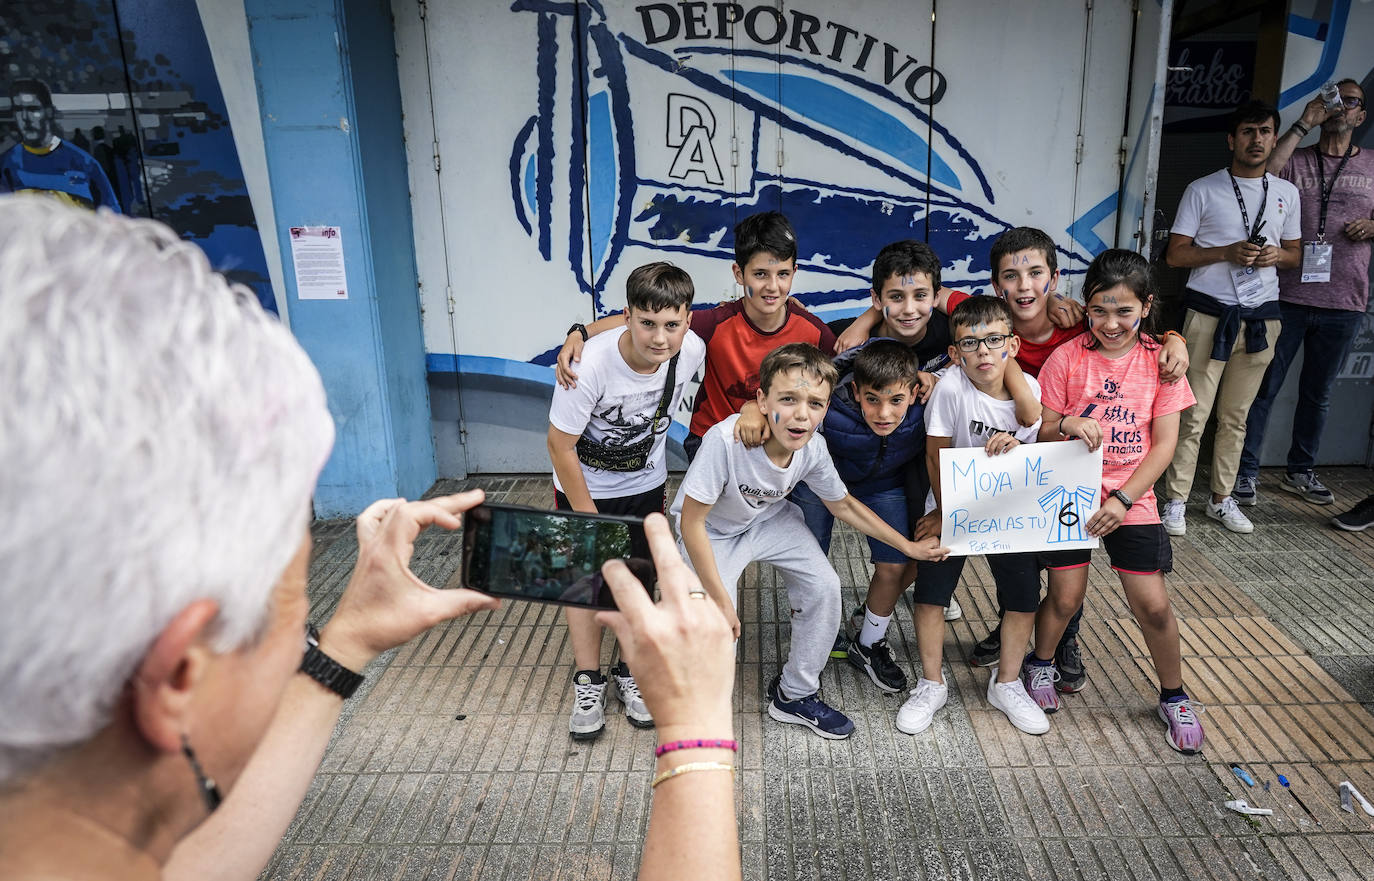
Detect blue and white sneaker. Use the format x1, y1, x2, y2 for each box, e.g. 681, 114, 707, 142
766, 675, 855, 739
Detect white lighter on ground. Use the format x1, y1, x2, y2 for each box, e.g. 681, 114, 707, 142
1224, 800, 1273, 817
1338, 781, 1374, 816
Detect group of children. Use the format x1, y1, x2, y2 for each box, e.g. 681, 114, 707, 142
546, 211, 1206, 756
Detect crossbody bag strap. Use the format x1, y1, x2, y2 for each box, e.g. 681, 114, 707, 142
650, 353, 680, 433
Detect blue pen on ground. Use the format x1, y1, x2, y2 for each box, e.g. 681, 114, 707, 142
1231, 764, 1256, 787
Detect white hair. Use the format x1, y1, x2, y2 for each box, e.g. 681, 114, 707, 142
0, 196, 334, 784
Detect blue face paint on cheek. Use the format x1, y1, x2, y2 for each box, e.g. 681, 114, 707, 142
1133, 318, 1140, 330
772, 412, 779, 424
745, 285, 754, 298
882, 306, 889, 319
1002, 351, 1007, 359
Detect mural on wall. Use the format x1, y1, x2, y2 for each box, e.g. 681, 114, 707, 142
506, 0, 1109, 326
0, 0, 277, 313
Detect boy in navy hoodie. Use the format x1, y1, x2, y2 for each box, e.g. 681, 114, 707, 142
792, 339, 928, 693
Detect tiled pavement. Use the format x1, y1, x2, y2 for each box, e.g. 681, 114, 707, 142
266, 468, 1374, 881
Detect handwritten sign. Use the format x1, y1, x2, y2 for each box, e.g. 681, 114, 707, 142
939, 443, 1103, 556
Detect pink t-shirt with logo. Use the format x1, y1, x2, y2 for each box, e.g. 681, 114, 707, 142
1038, 337, 1196, 525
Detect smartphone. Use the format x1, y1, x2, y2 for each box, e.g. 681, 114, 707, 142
461, 503, 655, 610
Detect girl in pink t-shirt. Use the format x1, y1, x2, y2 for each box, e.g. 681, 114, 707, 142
1032, 249, 1204, 756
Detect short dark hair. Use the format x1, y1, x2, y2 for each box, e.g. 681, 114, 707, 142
1227, 99, 1280, 136
9, 78, 53, 108
871, 240, 941, 293
758, 342, 838, 395
852, 340, 919, 391
1079, 248, 1160, 351
734, 210, 797, 268
988, 227, 1057, 278
625, 261, 694, 312
949, 295, 1014, 336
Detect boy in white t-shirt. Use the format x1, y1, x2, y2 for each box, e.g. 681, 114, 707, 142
672, 342, 949, 740
901, 296, 1050, 737
547, 262, 707, 740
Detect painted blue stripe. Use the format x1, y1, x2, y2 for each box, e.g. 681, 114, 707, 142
1066, 192, 1117, 257
1280, 0, 1349, 107
535, 12, 556, 261
728, 70, 961, 191
1287, 14, 1327, 41
508, 114, 537, 237
588, 90, 615, 275
424, 352, 688, 443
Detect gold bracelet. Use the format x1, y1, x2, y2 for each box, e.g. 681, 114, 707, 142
650, 761, 735, 789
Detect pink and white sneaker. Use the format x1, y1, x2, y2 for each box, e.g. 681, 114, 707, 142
1158, 695, 1205, 755
1021, 659, 1061, 713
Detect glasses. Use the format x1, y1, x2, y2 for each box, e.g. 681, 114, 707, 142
1342, 96, 1365, 109
954, 333, 1009, 352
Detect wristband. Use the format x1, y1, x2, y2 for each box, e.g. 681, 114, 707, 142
655, 738, 739, 757
1163, 329, 1187, 345
1291, 121, 1310, 137
566, 322, 588, 342
1058, 417, 1074, 439
650, 761, 735, 789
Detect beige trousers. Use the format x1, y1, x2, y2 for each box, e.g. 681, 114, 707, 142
1163, 309, 1281, 500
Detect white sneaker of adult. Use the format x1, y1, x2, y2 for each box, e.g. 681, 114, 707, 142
944, 597, 963, 622
1206, 496, 1254, 534
987, 668, 1050, 735
1161, 498, 1187, 536
895, 678, 948, 735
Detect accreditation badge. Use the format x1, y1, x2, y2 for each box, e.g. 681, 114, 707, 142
1300, 241, 1333, 283
1229, 263, 1266, 304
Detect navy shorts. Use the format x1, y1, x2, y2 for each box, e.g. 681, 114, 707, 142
792, 482, 911, 565
1039, 523, 1173, 575
913, 551, 1041, 613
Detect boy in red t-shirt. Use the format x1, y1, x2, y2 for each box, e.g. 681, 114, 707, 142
556, 211, 835, 460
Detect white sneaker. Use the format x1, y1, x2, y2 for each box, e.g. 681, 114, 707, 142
895, 678, 948, 734
568, 671, 607, 740
1161, 498, 1187, 536
1206, 496, 1254, 534
610, 662, 654, 728
944, 597, 963, 622
986, 667, 1050, 735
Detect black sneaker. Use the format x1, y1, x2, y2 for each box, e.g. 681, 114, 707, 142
970, 626, 1001, 668
828, 631, 849, 659
1332, 495, 1374, 532
847, 637, 908, 693
1054, 636, 1087, 693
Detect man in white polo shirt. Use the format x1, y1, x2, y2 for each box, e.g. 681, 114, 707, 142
1161, 99, 1302, 535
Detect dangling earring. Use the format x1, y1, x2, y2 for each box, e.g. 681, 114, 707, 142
181, 734, 223, 812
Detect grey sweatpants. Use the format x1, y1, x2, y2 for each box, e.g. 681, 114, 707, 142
680, 501, 841, 700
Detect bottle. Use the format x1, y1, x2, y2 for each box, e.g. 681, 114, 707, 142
1320, 81, 1343, 112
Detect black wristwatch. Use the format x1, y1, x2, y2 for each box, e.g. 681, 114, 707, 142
566, 322, 588, 342
1110, 488, 1134, 510
300, 623, 364, 699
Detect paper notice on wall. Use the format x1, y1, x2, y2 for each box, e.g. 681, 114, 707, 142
939, 443, 1103, 556
289, 226, 348, 300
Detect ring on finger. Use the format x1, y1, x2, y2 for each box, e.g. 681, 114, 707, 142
688, 590, 708, 599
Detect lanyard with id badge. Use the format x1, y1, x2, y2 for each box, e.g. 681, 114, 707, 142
1301, 145, 1354, 283
1228, 171, 1269, 305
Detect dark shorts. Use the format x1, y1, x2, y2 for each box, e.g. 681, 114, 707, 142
913, 551, 1041, 613
1039, 523, 1173, 575
554, 483, 666, 561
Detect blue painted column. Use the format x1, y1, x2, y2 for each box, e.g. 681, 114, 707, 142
245, 0, 435, 516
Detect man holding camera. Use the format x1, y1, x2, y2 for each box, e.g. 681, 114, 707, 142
1233, 80, 1374, 523
1161, 99, 1303, 537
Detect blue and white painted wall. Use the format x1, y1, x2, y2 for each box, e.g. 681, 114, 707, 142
395, 0, 1169, 475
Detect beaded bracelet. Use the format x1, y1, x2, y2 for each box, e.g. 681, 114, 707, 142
650, 761, 735, 789
655, 738, 739, 758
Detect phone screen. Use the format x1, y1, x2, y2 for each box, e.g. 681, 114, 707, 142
462, 504, 654, 609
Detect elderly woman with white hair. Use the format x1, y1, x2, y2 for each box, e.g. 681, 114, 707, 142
0, 196, 741, 881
